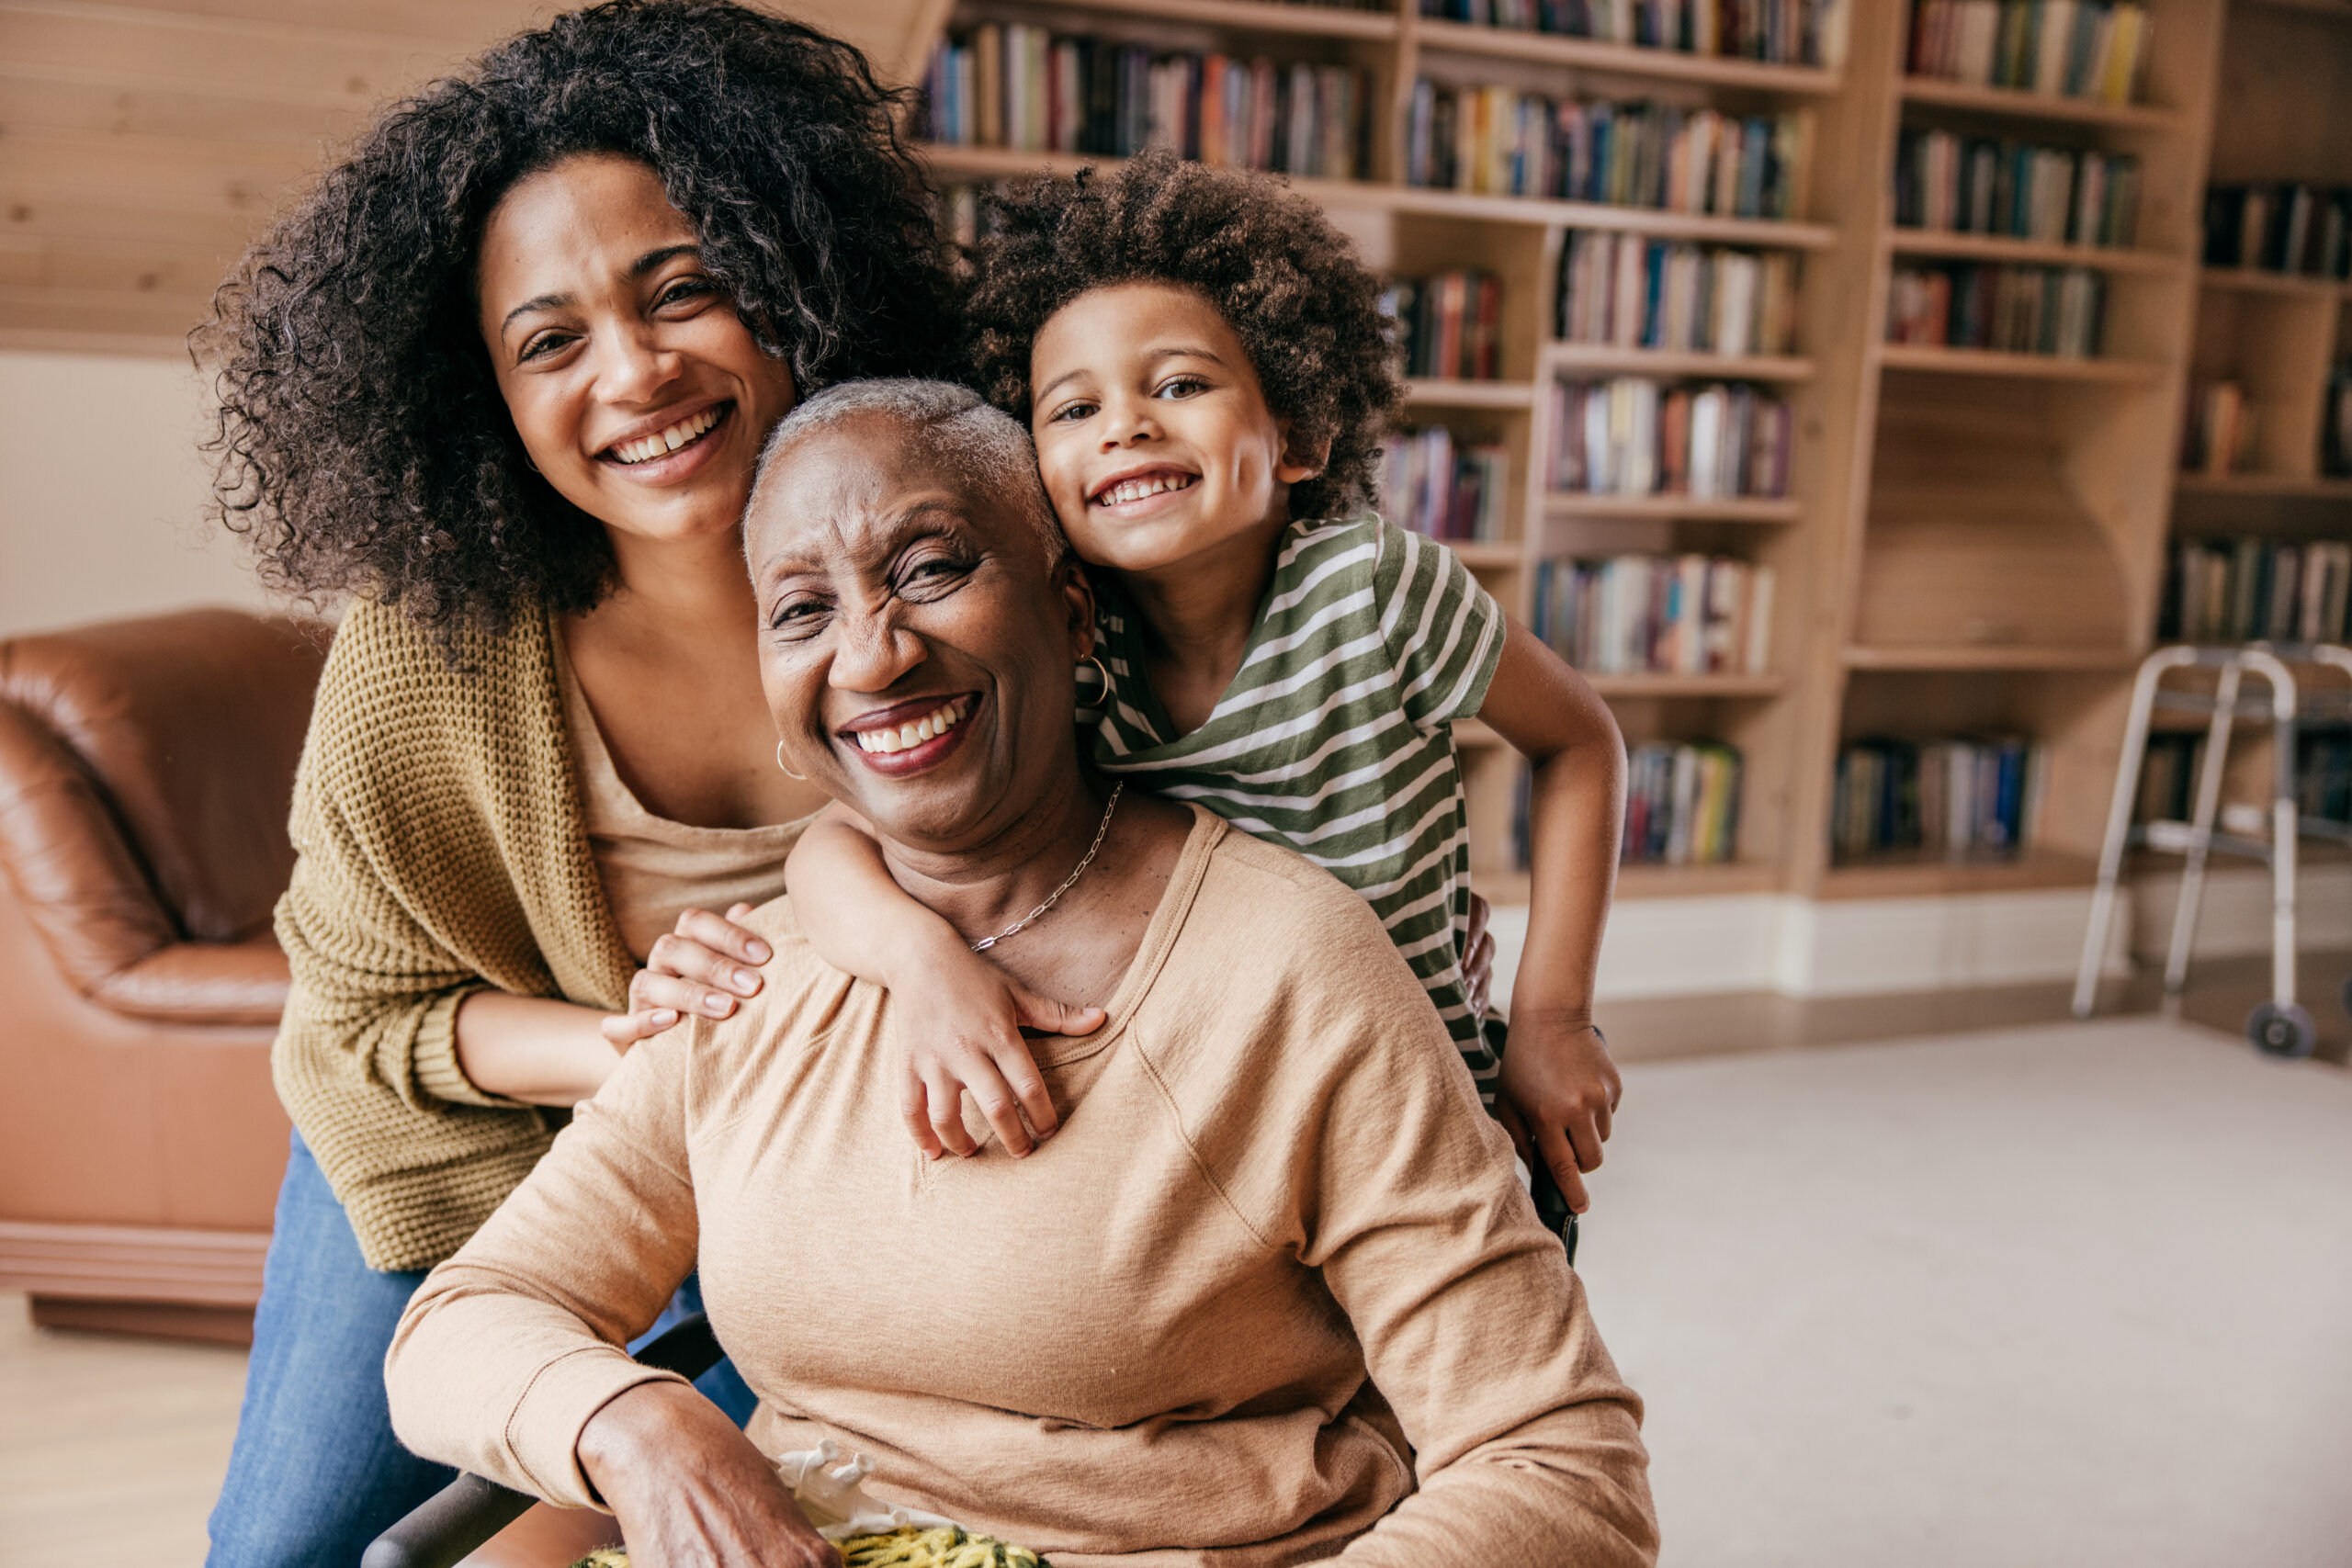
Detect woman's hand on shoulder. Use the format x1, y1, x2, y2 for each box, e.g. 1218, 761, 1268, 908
601, 903, 775, 1050
578, 1381, 837, 1568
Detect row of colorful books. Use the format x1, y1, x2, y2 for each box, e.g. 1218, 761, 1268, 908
1623, 742, 1744, 866
1833, 736, 2042, 860
1554, 231, 1800, 357
1546, 377, 1794, 498
2136, 729, 2352, 827
1892, 130, 2140, 247
1905, 0, 2152, 105
1404, 87, 1803, 219
1387, 270, 1505, 382
1885, 263, 2104, 357
1531, 553, 1776, 674
2156, 537, 2352, 648
2202, 186, 2352, 281
922, 28, 1374, 179
1419, 0, 1842, 64
1383, 425, 1510, 542
2178, 380, 2251, 479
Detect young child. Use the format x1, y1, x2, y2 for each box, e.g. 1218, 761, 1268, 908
782, 152, 1628, 1224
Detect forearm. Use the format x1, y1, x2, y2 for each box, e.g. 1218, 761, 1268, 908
786, 809, 970, 985
1332, 1411, 1657, 1568
455, 992, 621, 1106
1510, 736, 1625, 1024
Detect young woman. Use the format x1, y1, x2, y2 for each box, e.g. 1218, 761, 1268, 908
196, 6, 967, 1562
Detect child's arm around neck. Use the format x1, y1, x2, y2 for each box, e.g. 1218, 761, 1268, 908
1474, 622, 1630, 1214
783, 808, 1103, 1158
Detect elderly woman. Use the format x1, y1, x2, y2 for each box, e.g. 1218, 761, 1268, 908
384, 382, 1658, 1566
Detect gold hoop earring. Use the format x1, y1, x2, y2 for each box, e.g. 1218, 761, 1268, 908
775, 741, 806, 781
1080, 653, 1112, 696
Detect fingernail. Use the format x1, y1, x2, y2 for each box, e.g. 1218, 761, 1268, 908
734, 968, 757, 990
704, 996, 732, 1016
651, 1010, 676, 1026
745, 941, 771, 962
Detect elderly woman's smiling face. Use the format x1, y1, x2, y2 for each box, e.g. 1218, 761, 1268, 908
746, 412, 1093, 852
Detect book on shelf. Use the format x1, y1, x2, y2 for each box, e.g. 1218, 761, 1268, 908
2328, 366, 2352, 479
1418, 0, 1845, 64
1546, 377, 1794, 498
2158, 537, 2352, 647
1405, 86, 1803, 219
2177, 381, 2251, 479
1532, 553, 1775, 674
2135, 728, 2352, 828
1885, 262, 2103, 357
1555, 230, 1800, 356
1833, 735, 2042, 861
922, 26, 1373, 179
2202, 186, 2352, 280
1621, 741, 1744, 866
1892, 129, 2139, 247
1387, 271, 1505, 381
2300, 728, 2352, 826
1382, 425, 1510, 542
1905, 0, 2151, 106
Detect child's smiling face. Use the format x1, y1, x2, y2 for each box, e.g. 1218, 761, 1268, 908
1029, 282, 1322, 578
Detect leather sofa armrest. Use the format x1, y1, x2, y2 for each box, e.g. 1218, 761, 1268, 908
87, 934, 290, 1027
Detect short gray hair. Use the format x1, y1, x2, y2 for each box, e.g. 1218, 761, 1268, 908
753, 378, 1067, 564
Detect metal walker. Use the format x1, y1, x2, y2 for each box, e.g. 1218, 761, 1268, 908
2071, 643, 2352, 1056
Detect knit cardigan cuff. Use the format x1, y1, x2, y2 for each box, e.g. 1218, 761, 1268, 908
411, 984, 517, 1110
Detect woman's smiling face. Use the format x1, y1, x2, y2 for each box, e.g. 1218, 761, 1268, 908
746, 413, 1094, 852
1028, 282, 1318, 577
475, 152, 798, 550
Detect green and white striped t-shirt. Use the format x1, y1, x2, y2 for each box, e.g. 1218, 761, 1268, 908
1083, 514, 1508, 1089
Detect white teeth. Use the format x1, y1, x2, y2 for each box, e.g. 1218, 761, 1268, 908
852, 697, 970, 755
1099, 472, 1194, 506
611, 406, 721, 466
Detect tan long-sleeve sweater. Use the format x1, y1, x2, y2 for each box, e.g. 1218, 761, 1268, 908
386, 807, 1658, 1568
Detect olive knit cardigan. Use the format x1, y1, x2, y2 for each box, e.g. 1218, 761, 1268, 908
273, 598, 637, 1272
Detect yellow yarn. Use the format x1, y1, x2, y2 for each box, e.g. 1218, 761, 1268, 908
570, 1526, 1048, 1568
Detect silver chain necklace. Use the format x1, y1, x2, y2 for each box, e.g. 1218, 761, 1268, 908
968, 782, 1125, 953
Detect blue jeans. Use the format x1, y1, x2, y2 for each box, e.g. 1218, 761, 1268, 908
207, 1131, 754, 1568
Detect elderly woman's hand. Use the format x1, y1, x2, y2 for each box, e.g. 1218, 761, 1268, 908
602, 903, 775, 1050
579, 1382, 839, 1568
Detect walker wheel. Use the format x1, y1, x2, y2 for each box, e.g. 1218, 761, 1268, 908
2247, 1001, 2318, 1059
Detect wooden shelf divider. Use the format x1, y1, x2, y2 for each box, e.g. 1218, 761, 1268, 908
1542, 344, 1817, 380
1884, 229, 2189, 276
1897, 75, 2188, 130
1410, 18, 1844, 93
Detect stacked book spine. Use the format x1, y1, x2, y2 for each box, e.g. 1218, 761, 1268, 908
2178, 381, 2250, 479
1622, 742, 1744, 866
1383, 426, 1511, 542
2203, 186, 2352, 280
2328, 366, 2352, 479
1388, 271, 1505, 380
2158, 537, 2352, 646
1892, 130, 2139, 246
1905, 0, 2152, 105
2135, 730, 2352, 828
1833, 736, 2042, 860
1420, 0, 1842, 63
1885, 263, 2104, 357
1546, 378, 1794, 498
923, 27, 1373, 179
1405, 87, 1803, 219
1555, 231, 1800, 356
1532, 553, 1775, 674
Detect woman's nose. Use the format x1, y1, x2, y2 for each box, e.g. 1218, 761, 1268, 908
829, 609, 925, 693
594, 324, 684, 406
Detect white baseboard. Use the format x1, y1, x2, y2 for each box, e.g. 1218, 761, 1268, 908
2126, 862, 2352, 963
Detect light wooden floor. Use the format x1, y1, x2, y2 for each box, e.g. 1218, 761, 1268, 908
0, 1288, 247, 1567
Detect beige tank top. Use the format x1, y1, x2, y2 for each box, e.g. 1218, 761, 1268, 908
553, 616, 811, 964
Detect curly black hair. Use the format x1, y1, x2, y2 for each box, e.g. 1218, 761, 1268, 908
198, 0, 960, 637
966, 152, 1400, 523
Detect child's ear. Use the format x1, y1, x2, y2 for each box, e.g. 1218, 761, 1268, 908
1275, 423, 1334, 488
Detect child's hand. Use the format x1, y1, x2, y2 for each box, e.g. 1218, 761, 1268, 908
602, 903, 772, 1050
896, 945, 1106, 1159
1497, 1011, 1623, 1214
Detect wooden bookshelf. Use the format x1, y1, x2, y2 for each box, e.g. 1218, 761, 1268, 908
906, 0, 2267, 909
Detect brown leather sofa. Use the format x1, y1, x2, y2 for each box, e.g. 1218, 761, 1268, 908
0, 609, 324, 1343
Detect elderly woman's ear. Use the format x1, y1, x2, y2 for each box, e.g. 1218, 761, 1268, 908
1057, 556, 1098, 666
